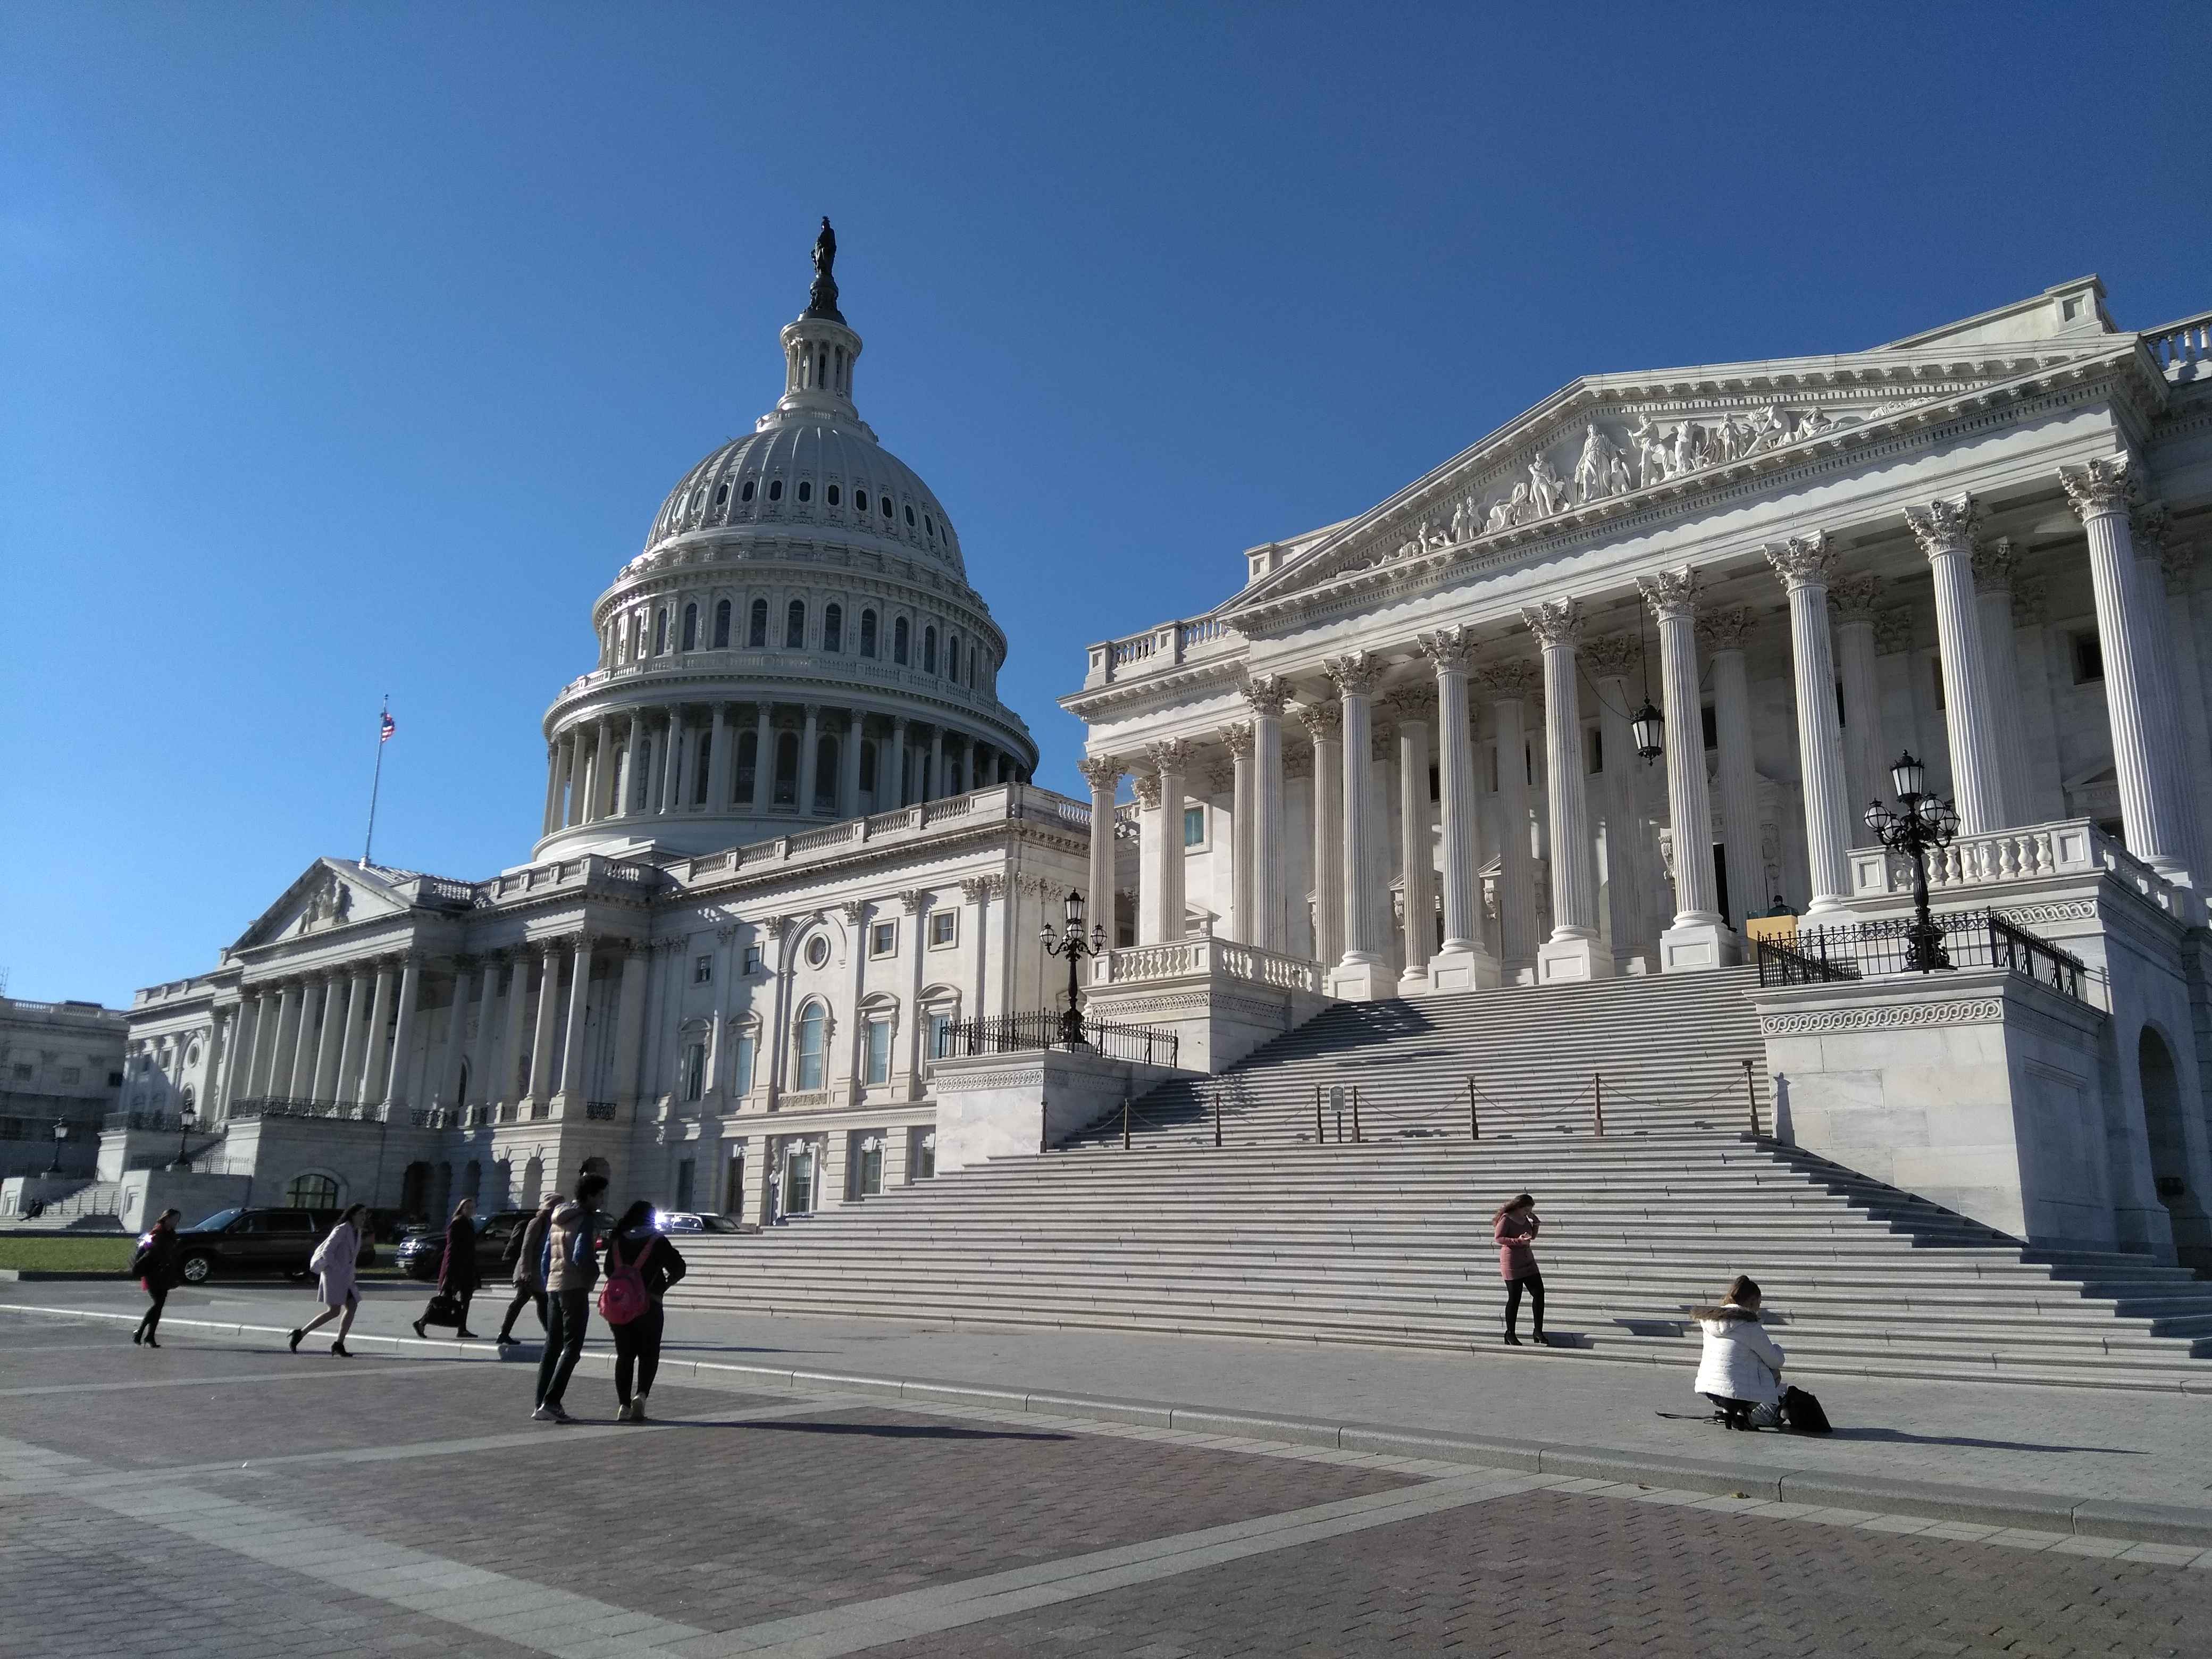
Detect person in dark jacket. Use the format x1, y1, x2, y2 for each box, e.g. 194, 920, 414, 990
131, 1209, 183, 1347
414, 1197, 482, 1339
1493, 1192, 1545, 1347
497, 1192, 558, 1346
604, 1200, 687, 1422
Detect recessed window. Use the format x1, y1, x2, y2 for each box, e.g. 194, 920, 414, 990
749, 598, 769, 648
742, 944, 764, 975
805, 935, 830, 968
682, 1042, 706, 1102
714, 599, 731, 649
795, 1004, 827, 1091
929, 911, 957, 948
693, 953, 713, 985
923, 625, 938, 674
797, 480, 812, 503
767, 478, 784, 502
824, 603, 843, 653
881, 496, 894, 519
681, 602, 699, 651
926, 1009, 953, 1057
865, 1020, 892, 1085
741, 479, 756, 502
856, 489, 869, 512
1700, 705, 1717, 751
653, 609, 669, 655
893, 616, 910, 665
714, 482, 729, 507
924, 514, 934, 537
733, 1028, 757, 1095
1585, 725, 1602, 775
785, 599, 806, 649
860, 609, 877, 658
1184, 805, 1205, 848
870, 920, 898, 957
2072, 631, 2105, 684
826, 483, 840, 507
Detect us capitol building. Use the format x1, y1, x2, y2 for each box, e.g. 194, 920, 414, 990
103, 245, 2212, 1268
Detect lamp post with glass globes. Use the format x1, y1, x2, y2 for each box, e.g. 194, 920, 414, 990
1862, 751, 1962, 973
1039, 889, 1108, 1050
47, 1119, 67, 1176
171, 1100, 198, 1171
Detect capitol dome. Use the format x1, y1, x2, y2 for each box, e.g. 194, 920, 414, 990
533, 222, 1039, 862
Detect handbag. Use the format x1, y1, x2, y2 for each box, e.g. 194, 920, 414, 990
421, 1292, 466, 1328
1781, 1384, 1832, 1434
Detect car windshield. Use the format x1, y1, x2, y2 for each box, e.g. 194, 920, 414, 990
187, 1208, 241, 1231
698, 1216, 741, 1233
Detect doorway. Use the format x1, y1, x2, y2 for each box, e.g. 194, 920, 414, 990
782, 1144, 816, 1216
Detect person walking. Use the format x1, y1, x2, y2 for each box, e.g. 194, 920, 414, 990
1692, 1275, 1787, 1429
601, 1201, 688, 1422
532, 1171, 607, 1422
414, 1196, 482, 1339
130, 1208, 183, 1347
290, 1202, 366, 1358
1494, 1192, 1545, 1347
496, 1191, 559, 1347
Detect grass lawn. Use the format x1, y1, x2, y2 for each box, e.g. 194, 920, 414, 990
0, 1236, 135, 1273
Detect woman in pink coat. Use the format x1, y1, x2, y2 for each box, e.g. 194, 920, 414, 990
1493, 1193, 1544, 1347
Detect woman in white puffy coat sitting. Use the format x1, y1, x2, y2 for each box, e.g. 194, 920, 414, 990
1692, 1274, 1786, 1429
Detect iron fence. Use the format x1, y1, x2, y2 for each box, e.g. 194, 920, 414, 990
1756, 907, 2086, 1002
937, 1010, 1180, 1069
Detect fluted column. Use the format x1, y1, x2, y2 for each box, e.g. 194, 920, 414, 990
927, 726, 945, 802
542, 744, 563, 835
524, 942, 561, 1110
382, 954, 423, 1109
750, 705, 774, 811
2129, 504, 2207, 881
1222, 722, 1256, 943
1320, 653, 1389, 998
1384, 686, 1436, 991
1765, 535, 1854, 916
1972, 540, 2035, 834
1145, 739, 1191, 943
1522, 602, 1611, 982
356, 962, 396, 1105
467, 955, 501, 1109
1583, 634, 1653, 972
1298, 701, 1344, 970
886, 716, 908, 809
1638, 568, 1735, 969
287, 976, 325, 1100
798, 703, 823, 813
554, 735, 578, 829
1476, 664, 1538, 976
662, 708, 687, 813
2062, 458, 2190, 879
1417, 630, 1495, 990
1242, 675, 1289, 954
841, 711, 865, 816
555, 936, 594, 1110
1699, 605, 1761, 926
220, 996, 259, 1112
309, 974, 348, 1103
611, 943, 649, 1111
496, 953, 531, 1110
1079, 757, 1125, 949
1906, 496, 2005, 834
434, 961, 473, 1110
1830, 574, 1887, 847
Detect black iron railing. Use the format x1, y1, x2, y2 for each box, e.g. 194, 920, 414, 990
1756, 907, 2086, 1002
228, 1097, 388, 1123
937, 1010, 1180, 1069
583, 1100, 618, 1121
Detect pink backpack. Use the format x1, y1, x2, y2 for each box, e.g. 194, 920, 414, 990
597, 1234, 653, 1326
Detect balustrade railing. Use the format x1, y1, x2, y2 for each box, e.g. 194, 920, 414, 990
1096, 936, 1325, 994
1086, 612, 1246, 685
1849, 817, 2189, 921
937, 1010, 1180, 1068
228, 1097, 388, 1124
1756, 907, 2087, 1002
2146, 310, 2212, 378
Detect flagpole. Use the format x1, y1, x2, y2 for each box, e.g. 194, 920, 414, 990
364, 694, 389, 866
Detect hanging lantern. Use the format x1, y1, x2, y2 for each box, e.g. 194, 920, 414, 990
1630, 699, 1664, 763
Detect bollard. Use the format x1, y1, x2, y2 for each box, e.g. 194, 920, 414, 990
1593, 1072, 1605, 1137
1467, 1077, 1480, 1141
1743, 1057, 1759, 1137
1314, 1084, 1323, 1145
1040, 1099, 1049, 1155
1352, 1086, 1362, 1144
1213, 1086, 1222, 1148
1122, 1094, 1131, 1151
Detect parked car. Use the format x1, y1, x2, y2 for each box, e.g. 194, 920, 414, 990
653, 1210, 750, 1235
171, 1208, 380, 1285
394, 1209, 536, 1282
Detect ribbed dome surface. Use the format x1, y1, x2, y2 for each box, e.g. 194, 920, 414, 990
644, 417, 965, 578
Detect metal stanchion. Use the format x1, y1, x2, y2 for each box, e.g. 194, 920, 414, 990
1351, 1086, 1362, 1144
1213, 1086, 1222, 1148
1743, 1058, 1759, 1137
1122, 1094, 1131, 1151
1040, 1098, 1049, 1155
1468, 1078, 1480, 1141
1314, 1083, 1323, 1145
1592, 1073, 1605, 1137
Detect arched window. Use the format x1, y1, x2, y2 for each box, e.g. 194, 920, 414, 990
826, 483, 840, 507
652, 608, 669, 655
925, 513, 934, 538
904, 504, 916, 526
893, 616, 910, 665
736, 729, 759, 802
713, 599, 731, 649
823, 603, 843, 653
795, 1002, 827, 1091
968, 644, 978, 686
286, 1172, 339, 1209
693, 729, 712, 805
815, 735, 839, 814
797, 480, 812, 503
767, 477, 784, 502
741, 478, 756, 502
859, 609, 877, 658
923, 625, 938, 674
855, 489, 869, 513
463, 1160, 482, 1201
881, 495, 894, 520
946, 631, 959, 678
681, 602, 699, 652
785, 599, 806, 649
774, 731, 800, 806
748, 599, 769, 648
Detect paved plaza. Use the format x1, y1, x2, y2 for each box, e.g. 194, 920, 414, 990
3, 1291, 2210, 1658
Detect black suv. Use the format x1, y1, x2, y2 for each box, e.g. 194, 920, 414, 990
393, 1210, 535, 1281
172, 1208, 380, 1285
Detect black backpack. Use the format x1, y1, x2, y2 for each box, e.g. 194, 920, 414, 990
1782, 1385, 1832, 1434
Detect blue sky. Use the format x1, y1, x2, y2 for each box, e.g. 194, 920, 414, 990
3, 3, 2203, 1006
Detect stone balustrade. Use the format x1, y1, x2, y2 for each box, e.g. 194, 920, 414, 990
1094, 936, 1325, 994
1084, 611, 1244, 688
1848, 817, 2196, 922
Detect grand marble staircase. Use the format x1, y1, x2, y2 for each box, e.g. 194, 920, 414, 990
676, 973, 2212, 1391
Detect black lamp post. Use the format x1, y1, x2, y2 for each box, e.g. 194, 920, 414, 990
1862, 751, 1962, 972
1040, 889, 1108, 1049
173, 1100, 198, 1171
47, 1119, 66, 1176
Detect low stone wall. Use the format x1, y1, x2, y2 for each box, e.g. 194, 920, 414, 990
929, 1048, 1186, 1174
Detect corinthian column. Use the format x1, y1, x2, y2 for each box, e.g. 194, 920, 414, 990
1417, 629, 1498, 992
1321, 654, 1391, 1000
1765, 534, 1854, 916
1241, 675, 1289, 953
1830, 574, 1887, 847
1971, 540, 2035, 832
382, 954, 423, 1110
1478, 662, 1540, 977
1906, 496, 2005, 834
556, 936, 594, 1111
1078, 756, 1126, 950
1297, 700, 1344, 970
2129, 504, 2207, 881
1145, 739, 1191, 943
1220, 722, 1256, 944
1382, 686, 1435, 993
1523, 601, 1612, 983
1638, 568, 1735, 969
1698, 605, 1761, 926
2062, 458, 2191, 880
356, 962, 396, 1105
525, 941, 562, 1112
1582, 633, 1652, 971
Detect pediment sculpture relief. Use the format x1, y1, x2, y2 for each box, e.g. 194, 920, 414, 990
298, 875, 352, 934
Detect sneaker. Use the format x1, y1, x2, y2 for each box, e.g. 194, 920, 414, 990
531, 1404, 560, 1422
629, 1400, 649, 1424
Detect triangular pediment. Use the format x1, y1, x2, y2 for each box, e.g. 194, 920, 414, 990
231, 859, 414, 952
1229, 302, 2135, 618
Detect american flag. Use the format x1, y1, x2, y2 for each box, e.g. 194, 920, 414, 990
379, 709, 396, 743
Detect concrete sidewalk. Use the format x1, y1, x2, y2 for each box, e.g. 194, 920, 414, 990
10, 1276, 2209, 1544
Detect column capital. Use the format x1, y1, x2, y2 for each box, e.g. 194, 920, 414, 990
1321, 650, 1383, 696
1873, 608, 1916, 655
2059, 455, 2135, 520
838, 898, 871, 925
1144, 738, 1193, 774
1829, 571, 1883, 623
896, 888, 932, 915
1076, 755, 1126, 792
1636, 565, 1699, 621
1474, 660, 1540, 700
1580, 633, 1640, 678
1380, 684, 1434, 724
1239, 672, 1291, 716
1520, 597, 1586, 648
1695, 605, 1756, 655
1415, 625, 1474, 673
1971, 536, 2019, 591
1905, 497, 1979, 559
1131, 770, 1164, 809
1220, 720, 1255, 758
958, 876, 991, 903
1294, 701, 1342, 743
1764, 531, 1840, 588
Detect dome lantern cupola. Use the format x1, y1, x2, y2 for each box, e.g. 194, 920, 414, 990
768, 217, 863, 429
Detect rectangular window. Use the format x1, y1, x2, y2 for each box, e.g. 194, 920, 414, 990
1585, 724, 1602, 775
926, 1011, 953, 1059
870, 920, 898, 957
1428, 764, 1440, 804
928, 911, 957, 948
682, 1042, 706, 1102
108, 1070, 123, 1087
733, 1030, 756, 1096
910, 1130, 936, 1180
2071, 631, 2104, 685
674, 1158, 696, 1211
1931, 652, 1946, 711
855, 1137, 883, 1197
865, 1018, 892, 1084
1183, 804, 1205, 848
743, 945, 764, 975
1700, 705, 1717, 751
693, 953, 713, 985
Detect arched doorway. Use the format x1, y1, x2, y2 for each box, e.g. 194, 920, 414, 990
520, 1155, 543, 1208
399, 1161, 431, 1219
2138, 1027, 2209, 1255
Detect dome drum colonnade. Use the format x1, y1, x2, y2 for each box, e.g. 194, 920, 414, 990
1082, 455, 2199, 997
